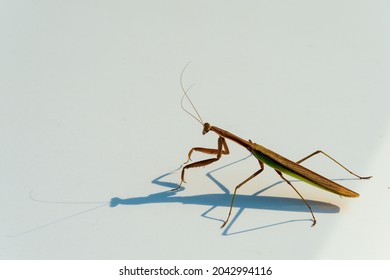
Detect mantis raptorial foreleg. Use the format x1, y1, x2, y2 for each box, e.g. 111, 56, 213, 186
221, 160, 264, 228
171, 136, 229, 191
274, 170, 317, 226
183, 136, 229, 164
296, 150, 371, 180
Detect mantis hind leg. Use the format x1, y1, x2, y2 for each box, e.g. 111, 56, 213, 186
275, 170, 317, 227
296, 150, 371, 180
221, 160, 264, 228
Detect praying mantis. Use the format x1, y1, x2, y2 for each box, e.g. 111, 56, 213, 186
172, 63, 372, 228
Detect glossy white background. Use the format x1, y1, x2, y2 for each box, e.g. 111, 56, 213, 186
1, 1, 389, 259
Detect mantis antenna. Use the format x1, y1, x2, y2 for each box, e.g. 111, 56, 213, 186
180, 62, 204, 126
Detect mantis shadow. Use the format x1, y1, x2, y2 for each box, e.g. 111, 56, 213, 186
111, 154, 345, 236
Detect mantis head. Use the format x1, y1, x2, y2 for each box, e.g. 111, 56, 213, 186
202, 123, 211, 134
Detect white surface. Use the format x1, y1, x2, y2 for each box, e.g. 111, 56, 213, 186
1, 1, 389, 259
